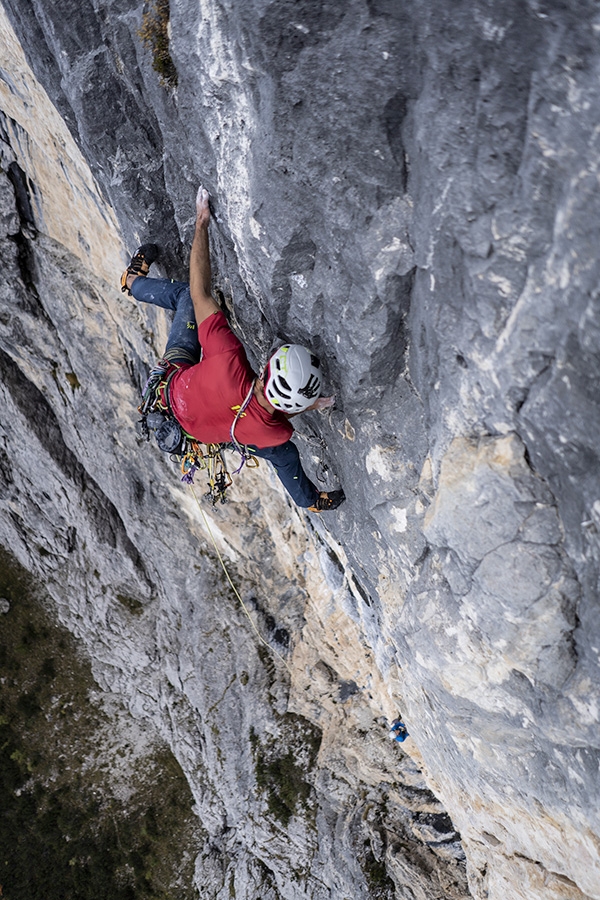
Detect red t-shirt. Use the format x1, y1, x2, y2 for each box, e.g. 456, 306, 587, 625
169, 311, 293, 448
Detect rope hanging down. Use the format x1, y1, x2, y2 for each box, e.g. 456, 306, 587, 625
189, 483, 292, 674
139, 362, 292, 670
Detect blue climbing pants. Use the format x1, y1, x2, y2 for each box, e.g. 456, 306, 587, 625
131, 277, 319, 508
131, 276, 200, 364
250, 442, 319, 508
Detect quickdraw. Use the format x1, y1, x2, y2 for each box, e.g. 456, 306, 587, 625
138, 358, 257, 504
180, 441, 232, 505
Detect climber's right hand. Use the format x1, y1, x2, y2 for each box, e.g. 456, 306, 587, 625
196, 185, 210, 228
313, 394, 335, 411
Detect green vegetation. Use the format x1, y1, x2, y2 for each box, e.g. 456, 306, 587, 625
139, 0, 178, 88
65, 371, 81, 391
250, 713, 321, 827
116, 592, 144, 615
0, 547, 199, 900
361, 847, 396, 899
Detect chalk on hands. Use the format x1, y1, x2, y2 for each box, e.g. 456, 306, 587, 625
196, 185, 209, 207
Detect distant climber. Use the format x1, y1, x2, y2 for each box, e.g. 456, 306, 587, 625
389, 716, 409, 743
121, 186, 345, 512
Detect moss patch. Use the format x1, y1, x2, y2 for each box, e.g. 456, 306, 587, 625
116, 592, 144, 615
361, 848, 396, 899
250, 713, 321, 827
65, 371, 81, 391
0, 547, 200, 900
139, 0, 178, 88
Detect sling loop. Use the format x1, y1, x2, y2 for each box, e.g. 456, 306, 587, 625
229, 378, 257, 475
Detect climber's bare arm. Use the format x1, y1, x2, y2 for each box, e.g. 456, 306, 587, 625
190, 187, 220, 324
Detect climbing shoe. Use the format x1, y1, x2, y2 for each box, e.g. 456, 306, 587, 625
120, 243, 159, 295
308, 488, 346, 512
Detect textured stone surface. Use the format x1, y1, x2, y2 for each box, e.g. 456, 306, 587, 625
1, 0, 600, 898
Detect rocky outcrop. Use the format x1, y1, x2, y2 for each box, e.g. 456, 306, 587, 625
1, 1, 599, 898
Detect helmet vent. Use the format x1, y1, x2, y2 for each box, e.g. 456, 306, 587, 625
273, 382, 291, 399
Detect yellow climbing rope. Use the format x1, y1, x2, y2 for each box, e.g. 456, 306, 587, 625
188, 483, 292, 674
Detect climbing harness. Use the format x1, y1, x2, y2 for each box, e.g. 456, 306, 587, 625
137, 358, 257, 505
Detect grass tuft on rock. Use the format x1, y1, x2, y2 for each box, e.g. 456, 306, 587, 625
250, 713, 321, 827
139, 0, 178, 88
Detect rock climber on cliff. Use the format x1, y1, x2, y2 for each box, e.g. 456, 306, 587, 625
121, 186, 345, 512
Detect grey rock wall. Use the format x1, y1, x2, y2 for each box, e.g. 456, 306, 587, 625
1, 0, 600, 898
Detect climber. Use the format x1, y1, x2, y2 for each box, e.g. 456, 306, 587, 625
121, 186, 345, 512
388, 716, 409, 743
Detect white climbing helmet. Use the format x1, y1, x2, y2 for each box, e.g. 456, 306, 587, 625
264, 344, 322, 412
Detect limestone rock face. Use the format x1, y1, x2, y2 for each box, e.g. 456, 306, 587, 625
0, 1, 599, 899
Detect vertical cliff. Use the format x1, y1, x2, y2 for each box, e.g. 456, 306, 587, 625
1, 1, 599, 899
